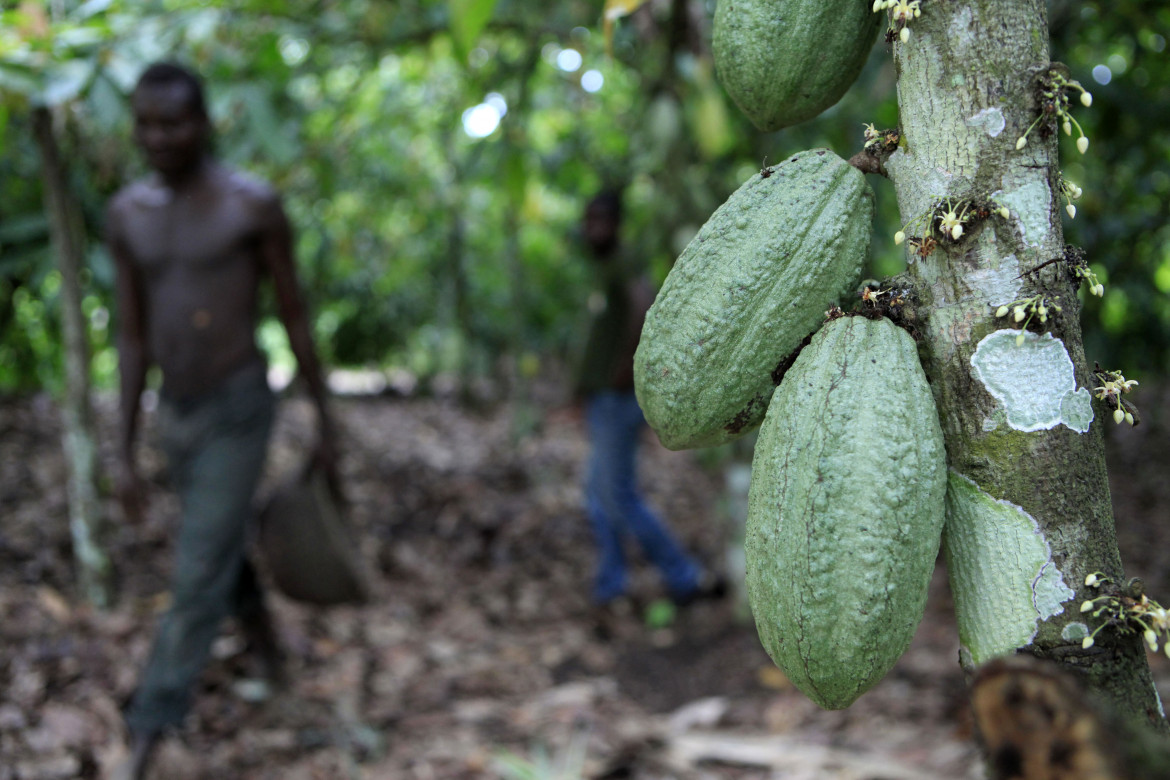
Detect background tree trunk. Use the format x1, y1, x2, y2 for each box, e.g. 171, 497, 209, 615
32, 106, 114, 609
884, 0, 1165, 734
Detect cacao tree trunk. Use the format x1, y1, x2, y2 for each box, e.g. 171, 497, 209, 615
32, 106, 115, 609
885, 0, 1165, 736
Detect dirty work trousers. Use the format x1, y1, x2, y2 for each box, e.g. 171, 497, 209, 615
125, 361, 275, 735
584, 390, 701, 604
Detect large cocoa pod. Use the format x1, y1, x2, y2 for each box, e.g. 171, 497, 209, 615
634, 149, 871, 450
713, 0, 881, 131
745, 315, 947, 710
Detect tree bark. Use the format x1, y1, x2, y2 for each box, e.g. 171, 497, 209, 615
32, 106, 115, 609
883, 0, 1165, 736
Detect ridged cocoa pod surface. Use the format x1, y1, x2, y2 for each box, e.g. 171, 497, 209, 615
634, 149, 871, 450
714, 0, 881, 131
746, 315, 947, 710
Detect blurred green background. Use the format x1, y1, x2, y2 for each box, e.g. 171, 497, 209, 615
2, 0, 1167, 397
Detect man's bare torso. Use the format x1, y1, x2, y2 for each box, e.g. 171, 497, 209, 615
110, 162, 278, 399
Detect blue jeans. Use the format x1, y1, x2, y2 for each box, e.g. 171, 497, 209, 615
584, 391, 701, 603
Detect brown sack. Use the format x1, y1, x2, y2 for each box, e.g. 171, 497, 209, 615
256, 465, 369, 606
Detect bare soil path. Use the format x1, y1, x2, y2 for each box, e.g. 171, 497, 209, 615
1, 381, 1168, 779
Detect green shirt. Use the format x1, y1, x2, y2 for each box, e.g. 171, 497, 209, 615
575, 254, 650, 397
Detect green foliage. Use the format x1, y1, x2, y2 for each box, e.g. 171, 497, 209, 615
642, 597, 677, 629
491, 728, 589, 780
1050, 0, 1170, 374
1, 0, 1167, 396
449, 0, 500, 63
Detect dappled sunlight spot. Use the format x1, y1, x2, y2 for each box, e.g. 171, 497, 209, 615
556, 48, 583, 72
540, 42, 561, 63
462, 93, 508, 139
462, 103, 501, 138
468, 47, 490, 68
484, 91, 507, 117
581, 69, 604, 93
278, 36, 310, 66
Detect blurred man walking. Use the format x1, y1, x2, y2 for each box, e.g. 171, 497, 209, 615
574, 190, 722, 610
107, 62, 336, 779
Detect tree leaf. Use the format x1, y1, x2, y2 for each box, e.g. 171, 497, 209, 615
14, 2, 50, 40
75, 0, 115, 20
602, 0, 648, 55
448, 0, 499, 64
39, 58, 95, 107
0, 63, 40, 101
603, 0, 648, 22
51, 25, 108, 50
0, 212, 50, 244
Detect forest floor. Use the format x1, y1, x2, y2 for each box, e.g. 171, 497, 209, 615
2, 378, 1170, 780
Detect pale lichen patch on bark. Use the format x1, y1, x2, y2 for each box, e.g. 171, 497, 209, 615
970, 330, 1094, 433
947, 5, 977, 61
1033, 561, 1074, 622
886, 150, 960, 241
926, 305, 978, 365
1060, 389, 1095, 433
894, 38, 977, 180
992, 180, 1051, 248
944, 471, 1076, 666
966, 107, 1006, 138
966, 249, 1021, 307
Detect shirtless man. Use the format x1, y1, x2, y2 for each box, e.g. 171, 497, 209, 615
107, 62, 335, 778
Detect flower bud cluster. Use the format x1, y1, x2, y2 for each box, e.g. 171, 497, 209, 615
863, 122, 879, 148
1079, 573, 1169, 655
1073, 265, 1104, 297
994, 294, 1062, 345
859, 284, 888, 305
938, 203, 966, 241
873, 0, 920, 43
893, 198, 1008, 253
1058, 173, 1084, 219
862, 123, 900, 153
1016, 70, 1092, 155
1048, 244, 1104, 297
857, 284, 910, 317
1092, 368, 1139, 426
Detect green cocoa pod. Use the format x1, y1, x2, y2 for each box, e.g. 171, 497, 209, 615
745, 315, 946, 710
634, 149, 871, 450
713, 0, 882, 131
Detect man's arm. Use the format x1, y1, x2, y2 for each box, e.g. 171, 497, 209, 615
255, 191, 338, 480
108, 201, 149, 522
